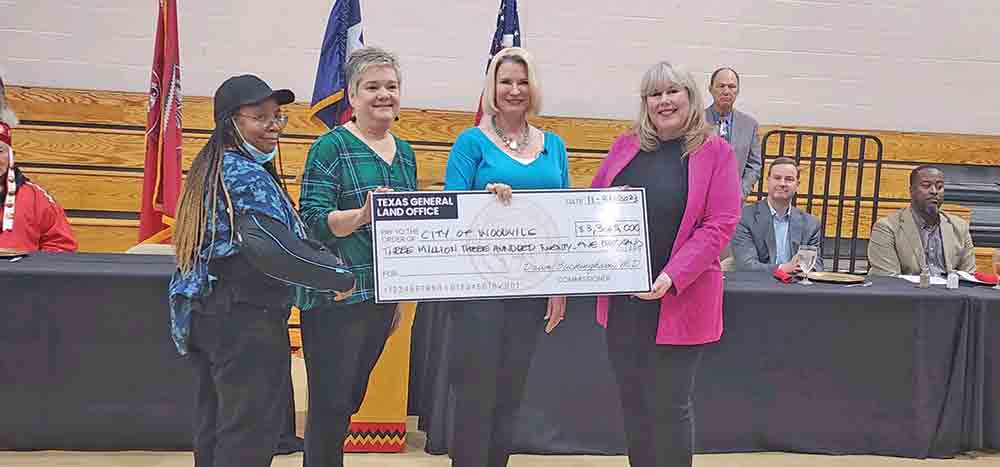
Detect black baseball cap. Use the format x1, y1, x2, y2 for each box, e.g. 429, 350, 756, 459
213, 74, 295, 124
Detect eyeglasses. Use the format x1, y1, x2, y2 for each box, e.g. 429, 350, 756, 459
236, 113, 289, 128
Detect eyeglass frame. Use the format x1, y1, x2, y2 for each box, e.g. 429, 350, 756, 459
235, 113, 289, 128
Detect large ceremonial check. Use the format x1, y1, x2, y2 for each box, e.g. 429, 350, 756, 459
371, 189, 652, 302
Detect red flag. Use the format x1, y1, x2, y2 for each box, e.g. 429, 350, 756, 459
139, 0, 182, 243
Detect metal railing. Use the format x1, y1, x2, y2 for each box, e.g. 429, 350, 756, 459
754, 130, 884, 273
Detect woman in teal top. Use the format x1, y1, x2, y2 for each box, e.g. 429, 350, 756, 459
442, 47, 569, 467
445, 125, 568, 190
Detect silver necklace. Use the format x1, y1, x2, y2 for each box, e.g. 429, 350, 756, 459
492, 116, 529, 152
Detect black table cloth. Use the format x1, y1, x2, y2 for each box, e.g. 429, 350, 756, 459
1, 254, 996, 456
0, 253, 191, 450
410, 272, 999, 459
956, 283, 1000, 449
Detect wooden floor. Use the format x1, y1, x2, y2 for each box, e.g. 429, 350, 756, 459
3, 411, 998, 467
1, 434, 998, 467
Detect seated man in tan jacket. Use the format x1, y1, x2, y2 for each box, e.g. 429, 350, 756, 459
867, 165, 975, 276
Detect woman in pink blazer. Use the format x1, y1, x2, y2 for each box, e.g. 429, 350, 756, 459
590, 61, 741, 467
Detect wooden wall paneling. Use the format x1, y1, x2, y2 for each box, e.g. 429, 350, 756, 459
13, 86, 999, 165
7, 86, 996, 257
761, 125, 1000, 166
793, 201, 970, 241
69, 218, 140, 253
21, 168, 144, 212
975, 247, 996, 274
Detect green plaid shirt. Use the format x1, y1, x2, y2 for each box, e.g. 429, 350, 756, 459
299, 126, 417, 307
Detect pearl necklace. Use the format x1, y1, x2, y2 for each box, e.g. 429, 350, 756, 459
492, 116, 529, 152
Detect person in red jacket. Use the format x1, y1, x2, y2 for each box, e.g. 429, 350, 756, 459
0, 122, 78, 252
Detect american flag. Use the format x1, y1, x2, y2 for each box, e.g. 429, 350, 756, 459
474, 0, 521, 125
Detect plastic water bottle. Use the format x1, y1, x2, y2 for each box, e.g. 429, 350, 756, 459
947, 271, 959, 289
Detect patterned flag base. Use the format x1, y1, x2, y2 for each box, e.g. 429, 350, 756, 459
344, 422, 407, 452
339, 303, 416, 453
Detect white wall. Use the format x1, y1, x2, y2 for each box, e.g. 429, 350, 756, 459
2, 0, 998, 135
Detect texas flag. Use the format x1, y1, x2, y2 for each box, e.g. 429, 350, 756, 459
310, 0, 364, 128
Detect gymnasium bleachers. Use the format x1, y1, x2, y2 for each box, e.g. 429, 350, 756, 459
6, 85, 997, 272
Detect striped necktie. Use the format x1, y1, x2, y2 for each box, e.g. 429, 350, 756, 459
719, 118, 730, 143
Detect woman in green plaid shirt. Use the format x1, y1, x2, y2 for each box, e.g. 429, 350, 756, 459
297, 47, 416, 467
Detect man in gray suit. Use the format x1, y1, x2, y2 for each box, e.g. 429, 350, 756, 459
731, 157, 824, 273
705, 67, 762, 199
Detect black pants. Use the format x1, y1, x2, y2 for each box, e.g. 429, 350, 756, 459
606, 296, 705, 467
275, 369, 303, 455
449, 298, 547, 467
300, 301, 395, 467
188, 286, 292, 467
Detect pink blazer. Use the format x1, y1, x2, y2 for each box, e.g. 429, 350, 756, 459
591, 133, 741, 345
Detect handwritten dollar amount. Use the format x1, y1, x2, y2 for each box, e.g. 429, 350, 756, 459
575, 221, 642, 237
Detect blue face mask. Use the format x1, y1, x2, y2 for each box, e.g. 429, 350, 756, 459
243, 141, 277, 164
233, 118, 277, 164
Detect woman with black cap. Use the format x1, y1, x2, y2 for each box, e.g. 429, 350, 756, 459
168, 74, 356, 467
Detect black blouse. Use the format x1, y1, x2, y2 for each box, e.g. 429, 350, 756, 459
611, 138, 689, 278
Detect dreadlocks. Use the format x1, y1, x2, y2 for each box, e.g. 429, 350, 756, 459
173, 115, 293, 274
173, 118, 239, 274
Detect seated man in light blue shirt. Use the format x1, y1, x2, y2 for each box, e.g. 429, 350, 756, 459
730, 157, 824, 273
